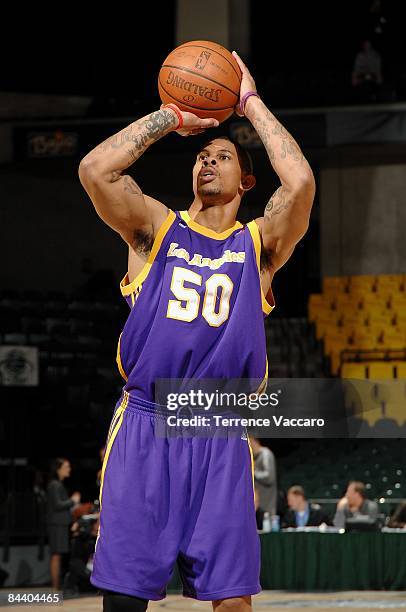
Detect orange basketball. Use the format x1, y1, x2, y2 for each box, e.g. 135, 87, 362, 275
158, 40, 242, 124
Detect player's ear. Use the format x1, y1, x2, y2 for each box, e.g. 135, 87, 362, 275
241, 174, 256, 192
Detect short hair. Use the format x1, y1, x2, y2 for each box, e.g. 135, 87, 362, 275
288, 485, 306, 498
348, 481, 366, 498
199, 137, 254, 176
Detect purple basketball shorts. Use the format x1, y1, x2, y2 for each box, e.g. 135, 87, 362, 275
90, 391, 261, 601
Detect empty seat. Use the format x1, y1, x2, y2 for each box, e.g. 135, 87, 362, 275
391, 291, 406, 303
350, 330, 380, 350
333, 294, 358, 311
349, 275, 377, 294
341, 362, 367, 379
308, 300, 331, 323
362, 299, 392, 317
394, 310, 406, 329
316, 320, 337, 341
381, 330, 405, 350
376, 380, 406, 425
341, 310, 367, 327
324, 331, 349, 354
323, 276, 349, 294
343, 379, 382, 425
395, 362, 406, 379
367, 362, 395, 380
376, 275, 404, 298
366, 305, 394, 319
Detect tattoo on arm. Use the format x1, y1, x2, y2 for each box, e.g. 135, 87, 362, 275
251, 112, 276, 162
251, 108, 304, 165
280, 139, 303, 161
98, 110, 176, 167
265, 187, 291, 218
123, 175, 142, 196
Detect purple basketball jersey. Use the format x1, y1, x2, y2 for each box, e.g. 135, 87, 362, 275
117, 210, 274, 401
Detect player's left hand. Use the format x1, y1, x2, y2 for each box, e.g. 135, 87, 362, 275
160, 104, 218, 137
232, 51, 257, 117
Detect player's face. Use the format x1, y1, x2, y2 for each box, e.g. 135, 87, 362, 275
193, 139, 243, 203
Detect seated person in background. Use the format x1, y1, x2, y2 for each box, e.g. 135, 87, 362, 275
282, 485, 331, 528
388, 501, 406, 528
334, 481, 378, 529
64, 515, 99, 595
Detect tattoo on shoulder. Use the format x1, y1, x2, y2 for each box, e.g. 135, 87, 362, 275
123, 175, 142, 196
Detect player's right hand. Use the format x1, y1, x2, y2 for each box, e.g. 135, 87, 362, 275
161, 104, 219, 137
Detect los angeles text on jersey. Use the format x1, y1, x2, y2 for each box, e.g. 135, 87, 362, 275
166, 415, 325, 428
167, 242, 245, 270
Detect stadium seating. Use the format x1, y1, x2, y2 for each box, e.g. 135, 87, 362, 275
308, 274, 406, 377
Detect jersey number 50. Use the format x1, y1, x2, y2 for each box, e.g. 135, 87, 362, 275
167, 266, 233, 328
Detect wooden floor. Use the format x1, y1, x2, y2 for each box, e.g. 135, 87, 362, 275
4, 591, 406, 611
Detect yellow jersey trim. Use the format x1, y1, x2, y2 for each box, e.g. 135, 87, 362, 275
180, 210, 243, 240
246, 220, 274, 316
116, 333, 128, 381
246, 436, 255, 495
96, 391, 129, 549
120, 210, 177, 297
256, 357, 269, 395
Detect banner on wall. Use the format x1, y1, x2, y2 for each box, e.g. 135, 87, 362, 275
27, 130, 78, 158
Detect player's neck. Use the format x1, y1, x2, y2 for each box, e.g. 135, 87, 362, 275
188, 199, 240, 233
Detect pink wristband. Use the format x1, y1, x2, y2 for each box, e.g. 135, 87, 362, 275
239, 91, 260, 115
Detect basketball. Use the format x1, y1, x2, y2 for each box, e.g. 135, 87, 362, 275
158, 40, 242, 123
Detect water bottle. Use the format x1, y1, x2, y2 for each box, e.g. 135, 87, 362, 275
262, 512, 271, 532
271, 514, 280, 532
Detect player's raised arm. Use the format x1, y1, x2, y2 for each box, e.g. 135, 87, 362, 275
78, 108, 218, 244
233, 52, 315, 272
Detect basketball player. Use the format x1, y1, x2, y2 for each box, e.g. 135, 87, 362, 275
79, 52, 315, 612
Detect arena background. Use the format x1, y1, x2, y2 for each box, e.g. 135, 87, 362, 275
1, 1, 406, 610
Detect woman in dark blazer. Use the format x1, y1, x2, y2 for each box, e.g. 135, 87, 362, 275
47, 458, 81, 590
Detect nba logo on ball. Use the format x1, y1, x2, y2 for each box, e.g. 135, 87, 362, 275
195, 51, 211, 71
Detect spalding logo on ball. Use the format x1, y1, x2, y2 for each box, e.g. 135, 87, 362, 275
158, 40, 242, 124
